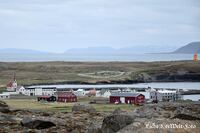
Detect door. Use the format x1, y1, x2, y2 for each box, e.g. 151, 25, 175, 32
120, 97, 125, 104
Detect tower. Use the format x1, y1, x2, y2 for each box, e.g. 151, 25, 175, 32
7, 73, 17, 91
193, 52, 198, 61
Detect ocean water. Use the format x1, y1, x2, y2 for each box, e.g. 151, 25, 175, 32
183, 95, 200, 101
133, 82, 200, 90
0, 53, 194, 62
28, 82, 200, 90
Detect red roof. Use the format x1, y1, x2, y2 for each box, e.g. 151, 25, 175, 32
57, 92, 76, 97
7, 81, 13, 87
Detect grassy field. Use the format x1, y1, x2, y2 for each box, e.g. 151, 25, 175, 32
3, 98, 138, 113
0, 61, 200, 88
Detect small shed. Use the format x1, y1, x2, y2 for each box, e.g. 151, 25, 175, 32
57, 92, 77, 102
37, 95, 56, 102
0, 93, 10, 99
110, 92, 145, 105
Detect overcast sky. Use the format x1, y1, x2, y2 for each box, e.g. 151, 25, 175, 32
0, 0, 199, 53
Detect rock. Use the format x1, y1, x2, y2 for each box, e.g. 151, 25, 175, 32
0, 113, 16, 122
0, 100, 8, 107
21, 117, 56, 129
133, 104, 163, 119
113, 108, 122, 115
162, 111, 171, 118
172, 107, 200, 120
0, 100, 10, 113
72, 103, 96, 113
101, 114, 135, 133
87, 123, 102, 133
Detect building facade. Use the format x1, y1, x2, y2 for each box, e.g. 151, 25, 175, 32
150, 90, 181, 102
0, 93, 10, 99
110, 92, 145, 105
24, 87, 57, 96
57, 92, 77, 102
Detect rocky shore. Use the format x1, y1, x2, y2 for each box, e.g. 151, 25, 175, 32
0, 101, 200, 133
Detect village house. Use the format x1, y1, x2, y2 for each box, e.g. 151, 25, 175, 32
16, 86, 26, 94
110, 92, 145, 105
37, 95, 57, 102
96, 89, 111, 98
56, 92, 77, 102
150, 90, 181, 102
24, 87, 57, 96
86, 88, 96, 97
139, 92, 150, 100
74, 89, 86, 96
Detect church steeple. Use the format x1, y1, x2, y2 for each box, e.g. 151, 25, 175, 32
7, 73, 17, 91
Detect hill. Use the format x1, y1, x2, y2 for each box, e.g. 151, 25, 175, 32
0, 48, 50, 54
174, 42, 200, 54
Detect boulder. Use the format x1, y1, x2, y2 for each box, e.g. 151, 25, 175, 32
101, 114, 135, 133
133, 104, 163, 119
21, 117, 56, 129
0, 113, 16, 122
72, 103, 96, 113
0, 100, 8, 107
87, 123, 102, 133
172, 107, 200, 120
0, 100, 10, 113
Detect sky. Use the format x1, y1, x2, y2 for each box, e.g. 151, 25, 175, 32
0, 0, 199, 53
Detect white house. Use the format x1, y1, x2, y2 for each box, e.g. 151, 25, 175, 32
0, 93, 10, 99
24, 87, 57, 96
96, 89, 111, 98
74, 89, 86, 96
16, 86, 26, 95
150, 90, 180, 102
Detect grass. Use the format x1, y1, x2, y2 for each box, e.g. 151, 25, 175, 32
3, 99, 74, 112
1, 61, 199, 87
3, 98, 138, 113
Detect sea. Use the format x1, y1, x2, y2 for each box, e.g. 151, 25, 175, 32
0, 53, 195, 62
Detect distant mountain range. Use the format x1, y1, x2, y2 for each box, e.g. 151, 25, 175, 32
173, 42, 200, 54
0, 48, 50, 54
0, 42, 199, 55
65, 45, 176, 55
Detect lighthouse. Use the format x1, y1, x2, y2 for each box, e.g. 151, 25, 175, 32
193, 52, 198, 61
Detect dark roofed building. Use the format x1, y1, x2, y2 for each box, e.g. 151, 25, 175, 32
37, 95, 56, 102
110, 92, 145, 105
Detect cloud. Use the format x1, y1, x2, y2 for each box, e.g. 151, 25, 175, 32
0, 0, 199, 52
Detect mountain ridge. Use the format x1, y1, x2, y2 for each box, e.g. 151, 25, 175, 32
173, 42, 200, 54
0, 48, 51, 54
